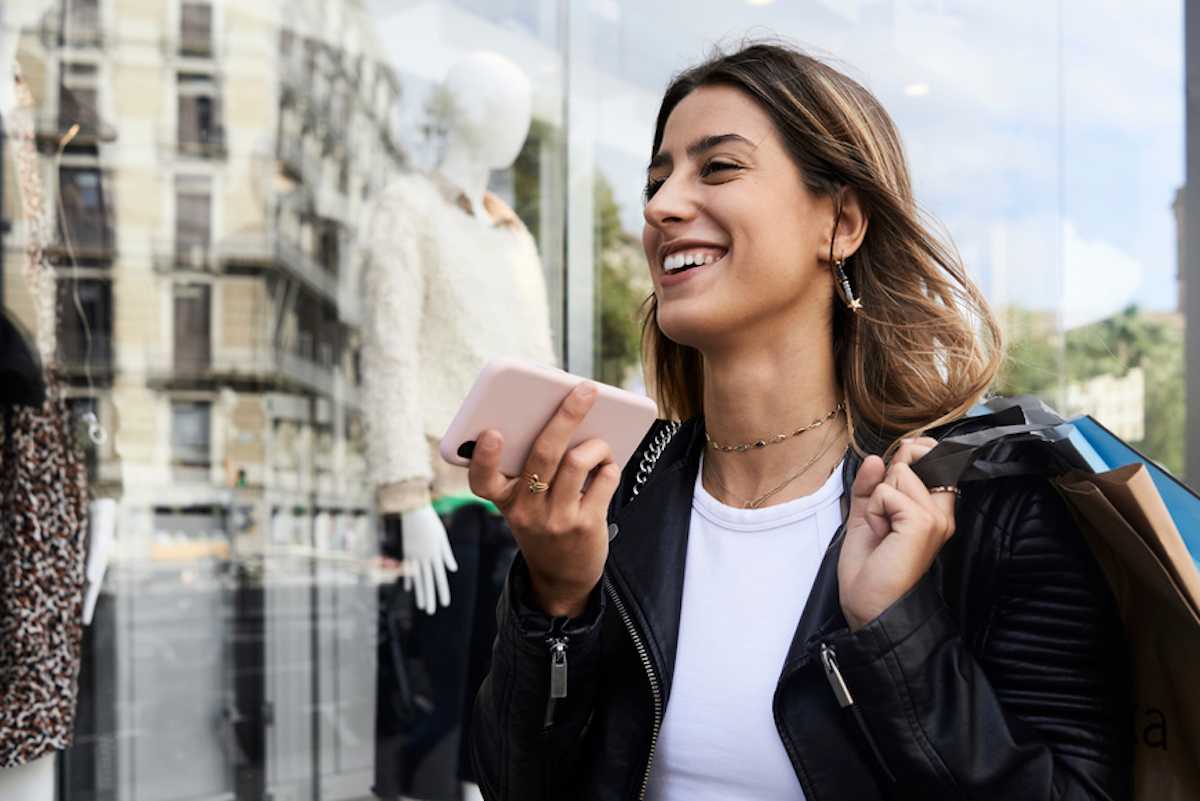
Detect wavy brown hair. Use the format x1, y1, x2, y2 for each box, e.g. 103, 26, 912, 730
641, 41, 1003, 456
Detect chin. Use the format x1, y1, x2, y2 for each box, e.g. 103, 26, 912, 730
655, 299, 725, 350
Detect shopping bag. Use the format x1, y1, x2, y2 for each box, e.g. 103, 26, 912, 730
1066, 415, 1200, 570
913, 397, 1200, 801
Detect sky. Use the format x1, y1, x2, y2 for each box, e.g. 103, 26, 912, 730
373, 0, 1185, 325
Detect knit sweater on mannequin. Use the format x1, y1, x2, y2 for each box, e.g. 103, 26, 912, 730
361, 171, 556, 514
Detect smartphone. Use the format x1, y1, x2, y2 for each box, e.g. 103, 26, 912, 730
439, 358, 660, 479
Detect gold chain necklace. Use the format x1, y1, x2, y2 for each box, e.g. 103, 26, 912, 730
704, 402, 844, 453
704, 420, 845, 509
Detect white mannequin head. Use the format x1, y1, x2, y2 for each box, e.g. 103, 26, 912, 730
441, 51, 532, 170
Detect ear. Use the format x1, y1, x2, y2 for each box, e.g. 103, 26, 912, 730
825, 187, 868, 262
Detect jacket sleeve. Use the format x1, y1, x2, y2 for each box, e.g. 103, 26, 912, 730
469, 554, 606, 801
826, 476, 1133, 801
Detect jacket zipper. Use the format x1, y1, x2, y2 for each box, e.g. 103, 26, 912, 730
820, 643, 896, 783
603, 575, 662, 801
549, 637, 569, 699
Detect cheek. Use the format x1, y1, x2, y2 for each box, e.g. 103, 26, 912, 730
642, 227, 659, 271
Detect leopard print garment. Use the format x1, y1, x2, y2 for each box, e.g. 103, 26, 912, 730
0, 372, 88, 768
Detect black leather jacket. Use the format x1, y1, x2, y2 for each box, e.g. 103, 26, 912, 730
469, 417, 1133, 800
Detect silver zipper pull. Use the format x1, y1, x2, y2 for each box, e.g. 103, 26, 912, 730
821, 643, 854, 708
549, 638, 568, 699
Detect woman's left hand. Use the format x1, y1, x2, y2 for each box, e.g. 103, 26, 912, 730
838, 436, 956, 631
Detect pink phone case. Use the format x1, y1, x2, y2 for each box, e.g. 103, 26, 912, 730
439, 358, 660, 479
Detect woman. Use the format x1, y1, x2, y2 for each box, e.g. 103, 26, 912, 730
465, 42, 1131, 800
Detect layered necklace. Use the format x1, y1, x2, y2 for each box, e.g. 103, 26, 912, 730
704, 401, 843, 452
703, 403, 846, 510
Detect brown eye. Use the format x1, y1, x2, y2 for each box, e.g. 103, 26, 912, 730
700, 161, 740, 178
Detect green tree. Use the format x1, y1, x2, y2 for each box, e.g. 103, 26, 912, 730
998, 305, 1186, 477
593, 173, 648, 388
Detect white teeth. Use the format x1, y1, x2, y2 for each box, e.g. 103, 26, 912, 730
663, 249, 727, 272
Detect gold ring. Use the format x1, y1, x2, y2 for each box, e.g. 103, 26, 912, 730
524, 472, 550, 494
928, 485, 962, 497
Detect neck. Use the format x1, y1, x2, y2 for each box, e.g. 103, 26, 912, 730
699, 316, 847, 506
437, 141, 490, 218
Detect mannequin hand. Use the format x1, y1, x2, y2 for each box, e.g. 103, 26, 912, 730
400, 505, 458, 615
467, 382, 620, 619
838, 437, 956, 631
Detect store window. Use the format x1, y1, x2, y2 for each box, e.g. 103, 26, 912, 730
3, 3, 1190, 801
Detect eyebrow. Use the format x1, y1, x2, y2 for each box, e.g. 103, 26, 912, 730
647, 133, 755, 173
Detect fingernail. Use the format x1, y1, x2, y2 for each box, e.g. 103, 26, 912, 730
479, 431, 499, 450
578, 383, 597, 399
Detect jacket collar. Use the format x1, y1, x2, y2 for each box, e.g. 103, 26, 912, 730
606, 417, 875, 703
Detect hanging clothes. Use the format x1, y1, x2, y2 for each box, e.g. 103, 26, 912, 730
0, 372, 89, 768
0, 69, 89, 768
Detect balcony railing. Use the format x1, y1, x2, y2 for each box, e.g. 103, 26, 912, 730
40, 12, 103, 49
178, 129, 227, 159
153, 240, 218, 273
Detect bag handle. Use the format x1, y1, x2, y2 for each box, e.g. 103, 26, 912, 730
912, 396, 1092, 488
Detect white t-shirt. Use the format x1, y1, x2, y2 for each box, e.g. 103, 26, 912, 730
644, 456, 846, 801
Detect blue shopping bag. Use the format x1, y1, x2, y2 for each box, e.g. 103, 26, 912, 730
1066, 415, 1200, 571
951, 397, 1199, 569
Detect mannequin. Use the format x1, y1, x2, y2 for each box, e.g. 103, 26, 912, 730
369, 51, 545, 615
362, 52, 554, 801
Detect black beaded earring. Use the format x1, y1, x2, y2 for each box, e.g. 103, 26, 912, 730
829, 200, 862, 313
833, 256, 862, 312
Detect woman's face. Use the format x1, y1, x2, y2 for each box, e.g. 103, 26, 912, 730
642, 84, 835, 350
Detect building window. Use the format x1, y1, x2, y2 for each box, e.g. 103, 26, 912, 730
57, 278, 113, 371
316, 221, 339, 276
177, 73, 224, 157
61, 0, 101, 47
179, 2, 213, 57
58, 166, 113, 258
58, 62, 100, 137
318, 299, 340, 367
173, 284, 211, 372
174, 175, 211, 267
171, 401, 211, 469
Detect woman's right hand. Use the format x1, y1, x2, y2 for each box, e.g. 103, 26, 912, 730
467, 382, 621, 619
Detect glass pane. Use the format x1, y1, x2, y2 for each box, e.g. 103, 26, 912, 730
8, 3, 1184, 801
5, 6, 567, 796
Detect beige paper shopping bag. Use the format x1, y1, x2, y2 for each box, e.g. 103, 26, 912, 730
1056, 464, 1200, 801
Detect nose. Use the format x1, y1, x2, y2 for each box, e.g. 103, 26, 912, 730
642, 173, 699, 230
